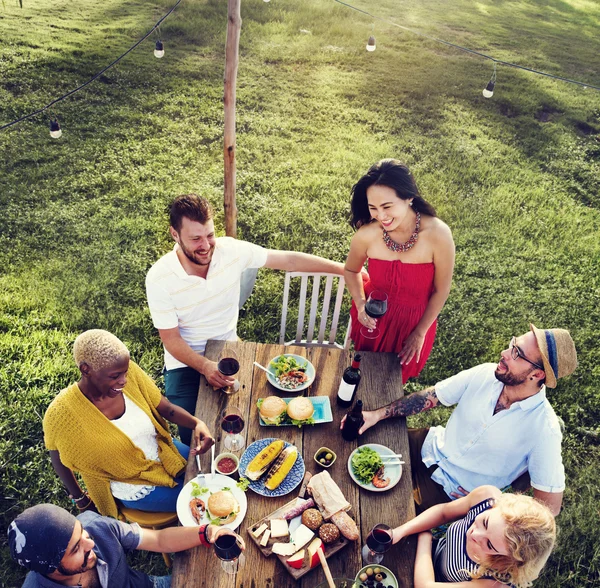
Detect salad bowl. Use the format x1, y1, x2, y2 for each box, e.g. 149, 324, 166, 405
347, 444, 402, 492
266, 354, 315, 392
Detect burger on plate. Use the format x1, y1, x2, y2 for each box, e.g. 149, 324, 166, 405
207, 490, 240, 525
259, 396, 288, 425
286, 397, 315, 426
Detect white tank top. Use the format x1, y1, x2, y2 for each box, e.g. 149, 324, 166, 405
109, 395, 160, 501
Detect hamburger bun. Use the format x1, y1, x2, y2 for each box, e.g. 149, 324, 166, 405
207, 490, 240, 525
286, 397, 314, 421
259, 396, 288, 425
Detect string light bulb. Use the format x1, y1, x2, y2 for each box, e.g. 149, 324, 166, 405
366, 35, 376, 52
483, 62, 497, 98
49, 119, 62, 139
154, 40, 165, 58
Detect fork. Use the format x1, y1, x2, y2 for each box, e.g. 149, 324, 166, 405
195, 454, 205, 487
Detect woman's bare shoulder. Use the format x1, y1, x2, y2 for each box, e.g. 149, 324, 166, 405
353, 221, 381, 242
422, 215, 454, 244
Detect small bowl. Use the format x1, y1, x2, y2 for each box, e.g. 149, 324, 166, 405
215, 452, 240, 476
314, 446, 337, 468
355, 565, 398, 588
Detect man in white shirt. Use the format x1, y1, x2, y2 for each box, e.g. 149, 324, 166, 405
146, 194, 346, 444
343, 325, 577, 516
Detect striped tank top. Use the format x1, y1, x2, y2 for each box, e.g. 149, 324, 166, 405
433, 498, 500, 583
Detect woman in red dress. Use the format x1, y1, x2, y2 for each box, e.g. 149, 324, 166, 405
345, 159, 455, 383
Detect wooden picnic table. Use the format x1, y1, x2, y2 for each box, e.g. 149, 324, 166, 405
171, 340, 416, 588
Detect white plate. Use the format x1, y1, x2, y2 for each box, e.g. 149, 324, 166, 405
265, 354, 316, 392
347, 444, 402, 493
176, 473, 248, 530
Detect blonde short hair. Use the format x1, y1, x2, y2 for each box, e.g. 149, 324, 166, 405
473, 494, 556, 588
73, 330, 129, 371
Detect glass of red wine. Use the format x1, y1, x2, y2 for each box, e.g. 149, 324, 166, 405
214, 533, 245, 574
221, 406, 245, 452
217, 348, 240, 395
362, 523, 393, 564
360, 290, 388, 339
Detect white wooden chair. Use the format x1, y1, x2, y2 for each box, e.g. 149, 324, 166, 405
279, 272, 351, 349
239, 267, 259, 308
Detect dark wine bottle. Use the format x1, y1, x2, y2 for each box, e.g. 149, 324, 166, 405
341, 399, 364, 441
336, 353, 362, 408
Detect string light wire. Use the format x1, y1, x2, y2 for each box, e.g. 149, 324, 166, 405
333, 0, 600, 92
0, 0, 183, 132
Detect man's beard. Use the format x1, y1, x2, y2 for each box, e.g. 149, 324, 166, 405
179, 241, 214, 266
57, 549, 95, 576
494, 365, 532, 386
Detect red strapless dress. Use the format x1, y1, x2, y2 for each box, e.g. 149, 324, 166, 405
350, 258, 436, 383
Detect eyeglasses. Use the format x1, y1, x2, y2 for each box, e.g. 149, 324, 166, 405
509, 337, 544, 371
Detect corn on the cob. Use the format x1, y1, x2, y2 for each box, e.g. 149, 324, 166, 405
246, 440, 285, 480
264, 446, 298, 490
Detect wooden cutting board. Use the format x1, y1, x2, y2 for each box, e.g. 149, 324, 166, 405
245, 471, 354, 579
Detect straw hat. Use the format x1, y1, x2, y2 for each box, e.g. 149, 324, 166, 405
529, 324, 577, 388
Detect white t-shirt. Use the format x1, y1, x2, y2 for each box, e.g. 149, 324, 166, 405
110, 395, 159, 501
146, 237, 268, 370
421, 363, 565, 498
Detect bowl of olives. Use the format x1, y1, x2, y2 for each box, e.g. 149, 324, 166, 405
354, 565, 398, 588
314, 447, 337, 468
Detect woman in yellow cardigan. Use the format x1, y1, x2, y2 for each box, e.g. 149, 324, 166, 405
43, 329, 214, 518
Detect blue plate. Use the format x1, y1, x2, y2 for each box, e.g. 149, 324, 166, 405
239, 438, 305, 497
257, 396, 333, 426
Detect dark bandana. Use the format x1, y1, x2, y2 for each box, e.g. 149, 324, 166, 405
8, 504, 77, 575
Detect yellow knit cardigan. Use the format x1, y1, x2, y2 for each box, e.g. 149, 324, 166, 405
43, 361, 187, 518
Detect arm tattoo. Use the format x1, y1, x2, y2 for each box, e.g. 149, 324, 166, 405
169, 409, 175, 417
384, 388, 437, 418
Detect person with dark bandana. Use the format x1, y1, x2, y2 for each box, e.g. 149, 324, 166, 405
8, 503, 244, 587
341, 325, 577, 517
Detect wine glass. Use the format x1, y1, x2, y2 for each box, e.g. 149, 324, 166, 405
214, 533, 245, 574
217, 348, 240, 395
360, 290, 388, 339
362, 523, 393, 564
221, 406, 245, 452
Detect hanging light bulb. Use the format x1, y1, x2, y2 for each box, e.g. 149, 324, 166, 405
263, 0, 271, 3
482, 62, 497, 98
482, 80, 495, 98
154, 40, 165, 58
49, 119, 62, 139
366, 35, 376, 52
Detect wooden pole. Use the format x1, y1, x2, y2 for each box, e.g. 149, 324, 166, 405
223, 0, 241, 237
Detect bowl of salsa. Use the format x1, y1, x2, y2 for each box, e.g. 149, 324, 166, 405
215, 452, 239, 476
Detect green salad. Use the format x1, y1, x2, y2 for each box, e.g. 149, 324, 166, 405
269, 355, 307, 377
190, 481, 210, 498
351, 446, 383, 484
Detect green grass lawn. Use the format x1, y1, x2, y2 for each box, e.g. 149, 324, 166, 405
1, 0, 599, 585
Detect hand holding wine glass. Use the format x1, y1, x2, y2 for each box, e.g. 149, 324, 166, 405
209, 527, 246, 574
360, 290, 388, 339
362, 523, 393, 564
217, 348, 240, 395
221, 406, 245, 452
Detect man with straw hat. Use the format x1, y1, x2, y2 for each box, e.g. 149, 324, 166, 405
344, 325, 577, 516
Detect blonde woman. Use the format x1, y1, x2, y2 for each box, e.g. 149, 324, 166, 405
44, 329, 214, 518
391, 485, 556, 588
